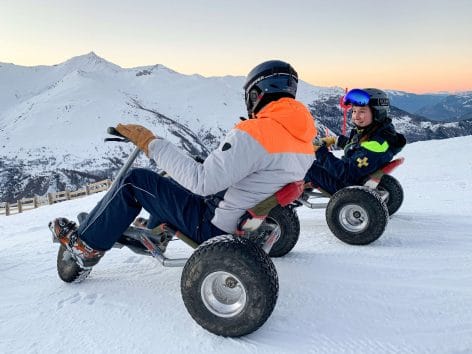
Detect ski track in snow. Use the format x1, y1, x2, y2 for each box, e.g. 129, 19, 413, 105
1, 137, 472, 353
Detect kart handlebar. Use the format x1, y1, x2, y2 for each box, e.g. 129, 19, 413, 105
104, 127, 129, 142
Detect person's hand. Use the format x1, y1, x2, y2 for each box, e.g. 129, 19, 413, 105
313, 137, 322, 152
336, 135, 349, 149
313, 136, 337, 152
115, 124, 156, 156
321, 136, 337, 147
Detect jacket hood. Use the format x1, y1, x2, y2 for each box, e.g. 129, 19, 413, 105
255, 98, 316, 143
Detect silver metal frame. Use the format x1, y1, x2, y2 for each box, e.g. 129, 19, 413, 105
297, 172, 392, 210
122, 226, 189, 267
109, 147, 141, 189
297, 190, 330, 209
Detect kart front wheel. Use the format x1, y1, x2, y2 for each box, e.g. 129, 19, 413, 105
181, 235, 278, 337
57, 244, 91, 283
326, 186, 389, 245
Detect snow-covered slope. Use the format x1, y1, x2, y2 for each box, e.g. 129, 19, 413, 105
1, 136, 471, 353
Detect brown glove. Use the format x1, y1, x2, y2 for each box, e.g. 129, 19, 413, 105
115, 124, 156, 156
313, 136, 337, 152
322, 136, 337, 147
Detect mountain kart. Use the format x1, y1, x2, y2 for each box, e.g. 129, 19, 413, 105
53, 128, 304, 337
267, 158, 405, 251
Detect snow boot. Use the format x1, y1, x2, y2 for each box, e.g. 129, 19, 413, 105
49, 217, 105, 268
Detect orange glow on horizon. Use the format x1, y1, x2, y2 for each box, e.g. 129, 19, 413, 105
3, 52, 471, 94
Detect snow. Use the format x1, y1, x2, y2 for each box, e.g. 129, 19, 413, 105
1, 136, 472, 353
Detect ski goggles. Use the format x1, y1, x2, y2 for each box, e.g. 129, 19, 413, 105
341, 88, 390, 109
341, 89, 371, 107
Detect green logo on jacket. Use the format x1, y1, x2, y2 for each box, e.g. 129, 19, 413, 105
360, 140, 389, 153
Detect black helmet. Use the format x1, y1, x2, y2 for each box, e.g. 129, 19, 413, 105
363, 88, 390, 122
243, 60, 298, 115
343, 88, 390, 123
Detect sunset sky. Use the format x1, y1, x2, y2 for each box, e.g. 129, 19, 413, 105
1, 0, 471, 93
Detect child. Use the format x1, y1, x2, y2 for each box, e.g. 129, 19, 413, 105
305, 88, 406, 194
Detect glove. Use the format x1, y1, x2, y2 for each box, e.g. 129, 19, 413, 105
313, 136, 337, 152
336, 135, 349, 149
312, 137, 321, 152
116, 124, 156, 156
322, 136, 337, 147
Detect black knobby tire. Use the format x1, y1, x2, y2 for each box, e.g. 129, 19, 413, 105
57, 245, 91, 283
377, 175, 404, 215
326, 186, 389, 245
267, 205, 300, 257
181, 235, 279, 337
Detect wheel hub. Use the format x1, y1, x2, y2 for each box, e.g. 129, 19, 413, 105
201, 271, 247, 318
225, 276, 237, 288
339, 204, 369, 232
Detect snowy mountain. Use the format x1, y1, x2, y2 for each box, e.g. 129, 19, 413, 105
386, 90, 472, 121
386, 90, 448, 118
416, 92, 472, 121
1, 136, 472, 353
1, 52, 472, 203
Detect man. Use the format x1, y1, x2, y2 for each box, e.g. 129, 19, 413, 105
49, 60, 317, 268
305, 88, 406, 194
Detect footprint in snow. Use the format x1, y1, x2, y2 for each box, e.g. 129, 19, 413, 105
57, 291, 102, 309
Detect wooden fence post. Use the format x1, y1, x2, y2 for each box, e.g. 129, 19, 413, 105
1, 181, 114, 216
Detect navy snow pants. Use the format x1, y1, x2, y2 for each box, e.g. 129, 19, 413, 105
78, 168, 225, 251
304, 161, 349, 195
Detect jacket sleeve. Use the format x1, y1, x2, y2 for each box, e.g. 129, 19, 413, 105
148, 129, 261, 196
315, 140, 393, 184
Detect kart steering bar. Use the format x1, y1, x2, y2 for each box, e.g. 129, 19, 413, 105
104, 126, 129, 143
104, 127, 141, 189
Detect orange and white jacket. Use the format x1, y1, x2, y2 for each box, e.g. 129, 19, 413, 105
148, 97, 316, 233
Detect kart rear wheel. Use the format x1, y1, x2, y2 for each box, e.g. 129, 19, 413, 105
326, 186, 389, 245
377, 175, 404, 215
266, 205, 300, 257
181, 235, 278, 337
